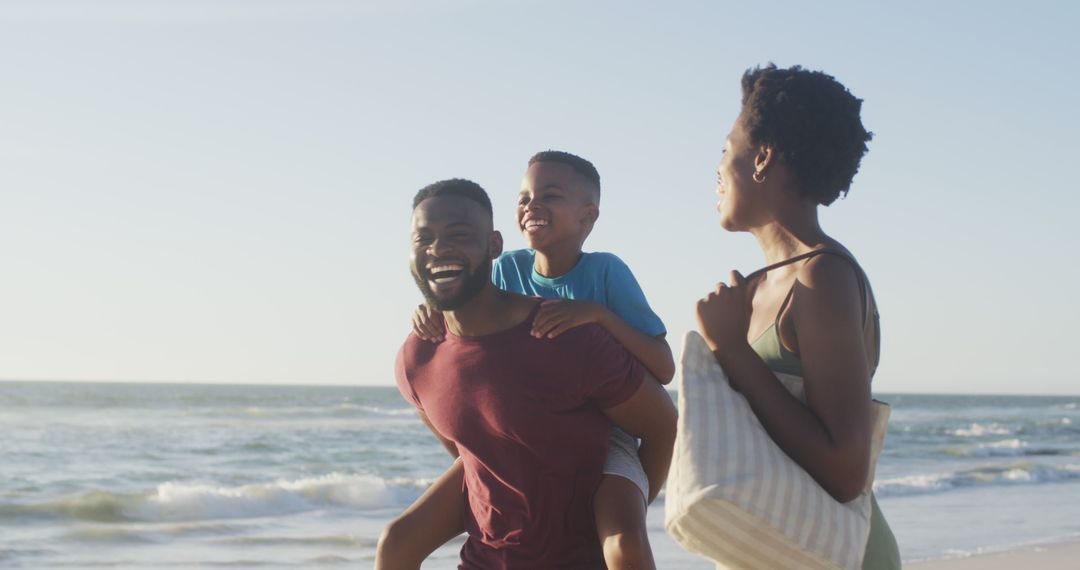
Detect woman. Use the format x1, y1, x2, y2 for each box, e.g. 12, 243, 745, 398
695, 64, 901, 569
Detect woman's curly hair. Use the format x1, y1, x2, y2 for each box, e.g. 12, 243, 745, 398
740, 64, 873, 206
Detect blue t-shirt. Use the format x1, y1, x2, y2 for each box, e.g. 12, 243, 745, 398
491, 249, 666, 337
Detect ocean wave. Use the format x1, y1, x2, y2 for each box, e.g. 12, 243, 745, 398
948, 422, 1014, 437
308, 555, 353, 564
192, 404, 417, 420
944, 438, 1062, 458
216, 535, 377, 548
63, 522, 241, 544
360, 406, 418, 417
874, 462, 1080, 497
0, 473, 432, 523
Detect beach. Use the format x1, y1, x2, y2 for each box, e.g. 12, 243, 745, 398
908, 539, 1080, 569
2, 381, 1078, 568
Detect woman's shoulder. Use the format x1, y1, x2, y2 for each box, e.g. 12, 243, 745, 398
790, 245, 872, 326
798, 243, 865, 282
794, 247, 867, 313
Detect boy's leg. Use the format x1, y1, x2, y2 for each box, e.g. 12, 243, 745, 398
595, 427, 656, 570
594, 474, 655, 570
375, 459, 466, 570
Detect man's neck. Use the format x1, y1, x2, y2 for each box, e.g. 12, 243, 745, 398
442, 287, 535, 338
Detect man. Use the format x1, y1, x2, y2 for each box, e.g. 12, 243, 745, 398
381, 178, 677, 568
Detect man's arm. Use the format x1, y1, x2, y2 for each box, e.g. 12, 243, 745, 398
419, 411, 459, 459
600, 376, 677, 503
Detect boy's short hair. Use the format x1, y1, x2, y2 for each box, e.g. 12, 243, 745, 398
412, 178, 493, 217
740, 64, 872, 206
528, 150, 601, 200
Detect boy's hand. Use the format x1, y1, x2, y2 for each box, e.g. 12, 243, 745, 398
412, 304, 446, 342
696, 270, 760, 355
531, 299, 606, 339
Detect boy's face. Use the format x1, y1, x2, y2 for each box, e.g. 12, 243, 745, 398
516, 161, 598, 252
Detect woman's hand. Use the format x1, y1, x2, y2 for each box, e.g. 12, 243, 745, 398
695, 270, 758, 355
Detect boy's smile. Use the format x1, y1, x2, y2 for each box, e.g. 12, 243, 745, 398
523, 218, 550, 233
516, 161, 598, 253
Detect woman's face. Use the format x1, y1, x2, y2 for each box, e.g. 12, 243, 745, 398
715, 116, 763, 231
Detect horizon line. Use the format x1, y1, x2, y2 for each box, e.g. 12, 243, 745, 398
1, 378, 1077, 398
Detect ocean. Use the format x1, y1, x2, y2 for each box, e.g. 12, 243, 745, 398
1, 382, 1078, 568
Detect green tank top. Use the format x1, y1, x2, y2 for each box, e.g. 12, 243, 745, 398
748, 249, 901, 570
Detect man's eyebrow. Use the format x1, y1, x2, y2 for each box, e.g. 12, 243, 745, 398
415, 220, 474, 229
521, 184, 565, 194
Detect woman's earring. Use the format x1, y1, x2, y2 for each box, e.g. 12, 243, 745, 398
752, 170, 766, 183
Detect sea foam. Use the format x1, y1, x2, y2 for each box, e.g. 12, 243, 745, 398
949, 422, 1014, 437
874, 463, 1080, 497
945, 438, 1061, 458
3, 473, 431, 523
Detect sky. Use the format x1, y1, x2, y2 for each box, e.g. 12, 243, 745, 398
1, 0, 1078, 395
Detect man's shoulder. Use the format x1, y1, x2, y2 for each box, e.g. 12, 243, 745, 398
397, 332, 440, 365
544, 321, 614, 351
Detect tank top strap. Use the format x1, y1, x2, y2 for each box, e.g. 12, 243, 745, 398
749, 248, 872, 329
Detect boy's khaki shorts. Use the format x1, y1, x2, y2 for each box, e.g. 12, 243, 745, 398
602, 426, 649, 502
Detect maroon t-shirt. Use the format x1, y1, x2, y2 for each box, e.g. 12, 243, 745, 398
395, 304, 644, 569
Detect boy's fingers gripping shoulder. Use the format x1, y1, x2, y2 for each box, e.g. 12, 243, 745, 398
544, 320, 577, 339
531, 319, 555, 339
413, 304, 446, 341
411, 309, 429, 339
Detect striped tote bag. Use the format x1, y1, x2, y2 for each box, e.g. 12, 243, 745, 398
664, 331, 890, 570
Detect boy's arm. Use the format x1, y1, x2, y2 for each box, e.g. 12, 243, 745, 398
596, 308, 674, 383
600, 377, 678, 503
531, 300, 675, 383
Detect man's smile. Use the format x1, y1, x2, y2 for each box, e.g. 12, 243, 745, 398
427, 262, 466, 286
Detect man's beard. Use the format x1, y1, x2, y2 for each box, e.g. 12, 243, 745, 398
412, 257, 491, 312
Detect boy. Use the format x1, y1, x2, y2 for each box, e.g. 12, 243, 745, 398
381, 152, 673, 569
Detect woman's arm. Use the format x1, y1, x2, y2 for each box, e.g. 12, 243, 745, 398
697, 258, 872, 502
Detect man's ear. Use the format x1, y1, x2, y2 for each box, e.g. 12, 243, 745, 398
488, 230, 504, 260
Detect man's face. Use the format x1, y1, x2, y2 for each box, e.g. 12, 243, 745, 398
410, 195, 499, 311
